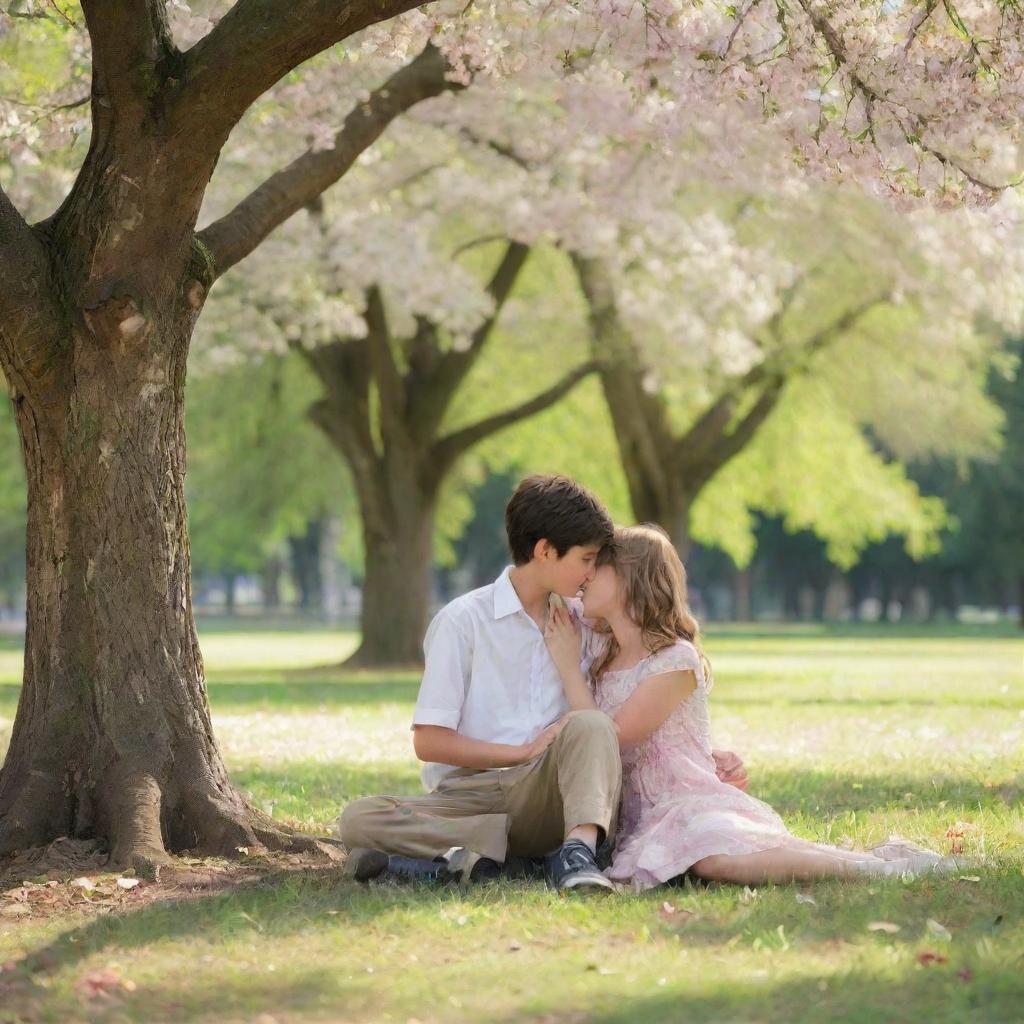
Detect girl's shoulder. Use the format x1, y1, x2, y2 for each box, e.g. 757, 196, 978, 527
643, 638, 703, 681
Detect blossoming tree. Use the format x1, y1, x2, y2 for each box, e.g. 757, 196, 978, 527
1, 0, 1023, 866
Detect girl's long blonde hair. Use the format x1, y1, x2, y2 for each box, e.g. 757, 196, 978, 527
592, 524, 712, 686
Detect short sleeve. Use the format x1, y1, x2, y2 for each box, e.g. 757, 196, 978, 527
644, 640, 703, 686
411, 607, 472, 730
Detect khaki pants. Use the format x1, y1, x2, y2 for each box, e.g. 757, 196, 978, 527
336, 709, 621, 863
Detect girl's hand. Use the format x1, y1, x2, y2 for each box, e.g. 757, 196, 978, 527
544, 603, 582, 678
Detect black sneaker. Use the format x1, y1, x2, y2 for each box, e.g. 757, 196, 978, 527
343, 847, 390, 881
467, 855, 545, 882
544, 839, 615, 894
343, 847, 457, 884
501, 855, 546, 881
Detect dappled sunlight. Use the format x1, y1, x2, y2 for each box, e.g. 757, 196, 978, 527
2, 627, 1022, 1022
214, 707, 412, 767
199, 630, 359, 675
4, 868, 1021, 1023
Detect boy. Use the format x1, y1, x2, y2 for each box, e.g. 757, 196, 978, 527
338, 475, 747, 892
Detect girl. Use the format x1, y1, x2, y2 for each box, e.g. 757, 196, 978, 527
545, 524, 956, 890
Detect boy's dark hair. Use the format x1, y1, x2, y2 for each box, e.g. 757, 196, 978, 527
505, 475, 614, 565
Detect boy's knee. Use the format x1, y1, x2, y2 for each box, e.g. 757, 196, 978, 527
335, 796, 393, 848
559, 709, 617, 744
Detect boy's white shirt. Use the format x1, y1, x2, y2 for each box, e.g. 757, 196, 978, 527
412, 565, 595, 792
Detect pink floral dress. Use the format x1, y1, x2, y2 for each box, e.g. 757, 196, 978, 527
593, 638, 802, 891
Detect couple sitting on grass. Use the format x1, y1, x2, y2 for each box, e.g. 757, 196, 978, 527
338, 475, 956, 894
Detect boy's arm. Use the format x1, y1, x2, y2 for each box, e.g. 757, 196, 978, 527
411, 607, 559, 770
413, 726, 534, 769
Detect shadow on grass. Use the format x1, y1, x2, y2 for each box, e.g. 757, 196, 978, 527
710, 693, 1023, 708
740, 767, 1020, 818
7, 862, 1019, 1023
0, 678, 422, 714
232, 762, 424, 818
231, 758, 1021, 822
572, 963, 1020, 1024
211, 677, 419, 708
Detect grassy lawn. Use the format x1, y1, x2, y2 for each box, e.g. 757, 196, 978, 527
0, 624, 1022, 1023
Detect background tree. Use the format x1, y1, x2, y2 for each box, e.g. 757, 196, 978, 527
209, 177, 599, 664
568, 186, 1016, 559
185, 352, 346, 613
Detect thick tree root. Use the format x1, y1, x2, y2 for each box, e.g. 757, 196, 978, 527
249, 808, 343, 862
1, 768, 341, 874
107, 771, 173, 877
0, 769, 72, 858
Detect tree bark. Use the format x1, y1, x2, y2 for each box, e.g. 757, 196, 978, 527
0, 314, 313, 869
0, 0, 446, 865
352, 484, 436, 667
305, 355, 438, 666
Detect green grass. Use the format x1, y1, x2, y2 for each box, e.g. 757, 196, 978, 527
0, 624, 1022, 1023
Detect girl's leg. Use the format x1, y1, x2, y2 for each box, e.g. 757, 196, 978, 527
691, 844, 915, 884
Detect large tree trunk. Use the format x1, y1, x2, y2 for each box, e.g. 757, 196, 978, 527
0, 314, 321, 870
0, 2, 459, 869
628, 480, 694, 561
348, 479, 435, 667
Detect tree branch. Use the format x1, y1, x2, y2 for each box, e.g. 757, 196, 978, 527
694, 381, 786, 487
685, 293, 890, 479
902, 0, 937, 57
298, 338, 388, 511
431, 361, 598, 473
571, 252, 675, 506
0, 185, 64, 396
81, 0, 176, 131
409, 239, 531, 440
178, 0, 434, 151
795, 0, 1016, 193
363, 285, 408, 440
197, 43, 458, 278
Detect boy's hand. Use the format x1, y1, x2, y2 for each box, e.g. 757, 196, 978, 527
520, 715, 571, 762
543, 602, 583, 678
712, 749, 748, 791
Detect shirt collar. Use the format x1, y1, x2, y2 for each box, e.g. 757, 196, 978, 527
493, 566, 524, 620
